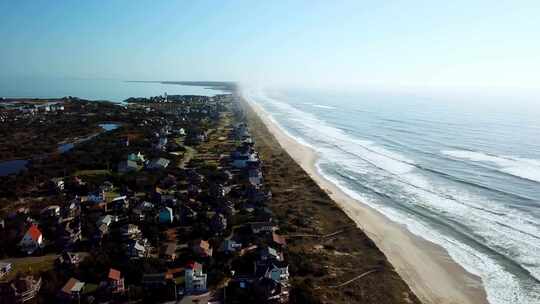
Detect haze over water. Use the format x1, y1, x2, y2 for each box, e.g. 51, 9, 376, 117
243, 86, 540, 304
0, 77, 220, 102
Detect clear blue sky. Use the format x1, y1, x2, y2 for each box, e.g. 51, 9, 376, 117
1, 1, 539, 89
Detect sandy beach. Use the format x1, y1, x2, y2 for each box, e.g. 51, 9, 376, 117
243, 96, 489, 304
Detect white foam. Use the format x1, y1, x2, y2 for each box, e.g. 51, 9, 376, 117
241, 86, 540, 303
442, 150, 540, 183
312, 104, 336, 109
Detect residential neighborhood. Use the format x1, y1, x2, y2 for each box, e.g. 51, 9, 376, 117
0, 92, 291, 303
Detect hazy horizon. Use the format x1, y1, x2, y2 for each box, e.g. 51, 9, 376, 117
2, 1, 540, 92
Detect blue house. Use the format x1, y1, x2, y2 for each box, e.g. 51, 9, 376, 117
159, 207, 173, 224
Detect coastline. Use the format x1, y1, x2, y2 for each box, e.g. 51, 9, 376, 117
242, 95, 489, 304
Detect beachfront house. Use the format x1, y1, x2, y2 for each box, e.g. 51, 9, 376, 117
185, 262, 207, 293
248, 168, 263, 186
19, 225, 44, 254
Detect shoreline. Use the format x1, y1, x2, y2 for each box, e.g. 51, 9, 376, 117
243, 95, 489, 304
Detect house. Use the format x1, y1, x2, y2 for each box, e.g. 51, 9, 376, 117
58, 220, 82, 248
97, 214, 113, 227
163, 243, 178, 261
0, 276, 42, 304
250, 222, 277, 234
121, 224, 142, 240
19, 225, 44, 255
61, 200, 81, 219
86, 190, 105, 204
56, 251, 81, 268
127, 152, 146, 163
272, 232, 287, 249
100, 181, 114, 192
253, 277, 288, 304
40, 205, 61, 219
248, 168, 263, 186
159, 207, 174, 224
155, 137, 168, 151
246, 186, 272, 204
192, 239, 212, 258
127, 240, 148, 259
220, 239, 242, 254
0, 262, 12, 279
255, 258, 289, 286
147, 158, 170, 170
118, 160, 140, 173
49, 177, 65, 192
108, 268, 125, 294
258, 246, 283, 263
59, 278, 85, 301
185, 262, 207, 294
110, 196, 129, 211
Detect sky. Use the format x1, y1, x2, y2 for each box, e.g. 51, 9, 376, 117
1, 1, 540, 90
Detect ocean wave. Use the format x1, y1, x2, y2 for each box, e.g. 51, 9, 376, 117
442, 150, 540, 183
312, 104, 336, 109
316, 164, 540, 304
241, 87, 540, 303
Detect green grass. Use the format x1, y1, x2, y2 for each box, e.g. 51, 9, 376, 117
83, 283, 99, 294
4, 254, 56, 280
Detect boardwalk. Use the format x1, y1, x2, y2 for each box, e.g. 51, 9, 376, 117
329, 268, 382, 288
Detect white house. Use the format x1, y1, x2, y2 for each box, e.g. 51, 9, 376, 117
264, 262, 290, 284
19, 225, 44, 254
185, 262, 207, 293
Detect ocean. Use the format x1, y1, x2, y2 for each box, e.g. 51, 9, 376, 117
242, 86, 540, 304
0, 77, 221, 102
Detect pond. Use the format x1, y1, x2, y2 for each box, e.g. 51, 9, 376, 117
0, 159, 29, 177
0, 123, 121, 176
57, 123, 120, 153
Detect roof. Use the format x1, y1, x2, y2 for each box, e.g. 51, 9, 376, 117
26, 225, 42, 241
195, 239, 210, 250
272, 232, 286, 246
72, 281, 85, 292
61, 278, 80, 294
186, 261, 202, 271
150, 158, 170, 168
165, 243, 176, 255
108, 268, 121, 281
